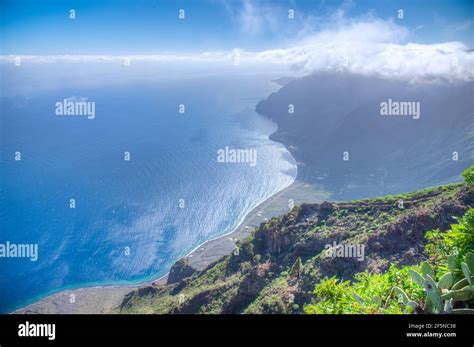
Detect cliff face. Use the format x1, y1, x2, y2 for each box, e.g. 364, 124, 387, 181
119, 182, 473, 314
166, 258, 197, 285
255, 73, 474, 200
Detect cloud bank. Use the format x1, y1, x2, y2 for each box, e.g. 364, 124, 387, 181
256, 19, 474, 83
2, 18, 473, 84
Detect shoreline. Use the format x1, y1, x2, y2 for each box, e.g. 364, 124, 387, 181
13, 79, 328, 315
14, 178, 328, 314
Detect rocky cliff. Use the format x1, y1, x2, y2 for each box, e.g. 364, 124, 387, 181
255, 73, 474, 200
119, 182, 473, 314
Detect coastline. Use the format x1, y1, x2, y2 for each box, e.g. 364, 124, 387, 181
15, 178, 327, 314
13, 78, 329, 315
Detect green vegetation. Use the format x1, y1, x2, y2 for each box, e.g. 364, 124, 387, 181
463, 165, 474, 185
304, 265, 425, 314
290, 257, 303, 278
396, 252, 474, 314
120, 166, 474, 314
304, 163, 474, 316
425, 209, 474, 269
305, 209, 474, 314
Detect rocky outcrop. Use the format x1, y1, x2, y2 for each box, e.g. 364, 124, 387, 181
167, 258, 197, 285
119, 183, 473, 314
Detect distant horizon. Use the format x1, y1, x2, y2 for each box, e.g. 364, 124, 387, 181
2, 0, 473, 86
2, 0, 473, 54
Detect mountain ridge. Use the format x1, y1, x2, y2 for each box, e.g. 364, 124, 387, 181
256, 73, 474, 200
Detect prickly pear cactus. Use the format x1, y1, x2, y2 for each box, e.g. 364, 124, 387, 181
395, 253, 474, 314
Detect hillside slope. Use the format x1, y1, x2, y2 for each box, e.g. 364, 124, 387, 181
119, 182, 473, 314
256, 74, 474, 200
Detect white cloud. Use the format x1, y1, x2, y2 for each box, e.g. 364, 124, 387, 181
2, 18, 473, 84
255, 19, 474, 83
0, 53, 234, 64
216, 0, 281, 36
238, 0, 279, 35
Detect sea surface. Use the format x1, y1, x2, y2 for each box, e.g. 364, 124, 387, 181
0, 69, 297, 312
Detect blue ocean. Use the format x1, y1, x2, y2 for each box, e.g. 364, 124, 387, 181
0, 68, 296, 312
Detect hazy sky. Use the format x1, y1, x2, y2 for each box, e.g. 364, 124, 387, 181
1, 0, 473, 55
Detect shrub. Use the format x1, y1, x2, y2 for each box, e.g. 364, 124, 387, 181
463, 165, 474, 185
305, 209, 474, 315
